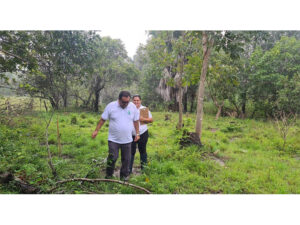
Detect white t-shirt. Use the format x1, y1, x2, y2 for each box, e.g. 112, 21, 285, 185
132, 105, 152, 136
101, 101, 139, 144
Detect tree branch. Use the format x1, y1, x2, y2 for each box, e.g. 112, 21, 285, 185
0, 49, 27, 62
49, 178, 151, 194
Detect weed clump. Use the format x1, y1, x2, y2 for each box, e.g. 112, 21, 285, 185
221, 122, 242, 133
165, 114, 172, 121
71, 116, 77, 125
178, 129, 202, 147
48, 137, 56, 145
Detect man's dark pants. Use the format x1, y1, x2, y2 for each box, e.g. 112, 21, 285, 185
106, 141, 131, 179
130, 130, 148, 173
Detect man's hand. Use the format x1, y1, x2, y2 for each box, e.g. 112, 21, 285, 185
92, 130, 99, 139
134, 135, 140, 142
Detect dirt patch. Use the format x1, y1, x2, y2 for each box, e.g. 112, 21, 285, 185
210, 155, 226, 167
210, 128, 219, 133
113, 167, 142, 178
206, 188, 223, 194
230, 137, 238, 142
61, 154, 75, 159
294, 156, 300, 161
204, 152, 229, 167
229, 136, 242, 142
233, 149, 248, 153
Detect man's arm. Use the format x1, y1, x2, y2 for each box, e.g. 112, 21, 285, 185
91, 118, 106, 139
133, 120, 140, 142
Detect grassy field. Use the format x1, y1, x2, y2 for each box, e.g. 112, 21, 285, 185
1, 98, 300, 194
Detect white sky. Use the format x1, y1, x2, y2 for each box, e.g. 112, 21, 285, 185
99, 30, 148, 59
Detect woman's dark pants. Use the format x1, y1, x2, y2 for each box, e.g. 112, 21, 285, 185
129, 130, 148, 173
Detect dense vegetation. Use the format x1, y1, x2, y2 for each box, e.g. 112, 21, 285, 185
1, 31, 300, 194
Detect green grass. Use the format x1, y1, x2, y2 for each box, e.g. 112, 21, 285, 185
1, 100, 300, 194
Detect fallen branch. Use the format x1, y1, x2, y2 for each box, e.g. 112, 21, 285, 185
0, 172, 40, 194
49, 178, 151, 194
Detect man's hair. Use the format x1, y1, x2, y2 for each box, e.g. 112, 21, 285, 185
118, 91, 131, 100
132, 94, 141, 100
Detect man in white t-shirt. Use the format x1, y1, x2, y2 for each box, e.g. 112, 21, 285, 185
92, 91, 140, 181
130, 95, 153, 174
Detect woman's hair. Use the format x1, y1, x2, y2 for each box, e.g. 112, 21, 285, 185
132, 95, 141, 100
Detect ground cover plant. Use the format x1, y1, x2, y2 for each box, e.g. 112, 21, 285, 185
1, 98, 300, 194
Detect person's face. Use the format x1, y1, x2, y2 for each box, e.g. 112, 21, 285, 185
119, 96, 130, 109
133, 97, 141, 108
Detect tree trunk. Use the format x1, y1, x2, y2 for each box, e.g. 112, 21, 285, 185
195, 32, 213, 139
251, 109, 257, 118
173, 94, 178, 112
94, 90, 100, 112
176, 52, 184, 129
241, 92, 246, 118
190, 93, 195, 113
63, 93, 67, 108
209, 91, 224, 120
83, 91, 93, 108
62, 76, 68, 108
75, 95, 78, 108
183, 91, 188, 113
177, 86, 183, 129
49, 97, 58, 110
231, 100, 241, 118
216, 104, 223, 120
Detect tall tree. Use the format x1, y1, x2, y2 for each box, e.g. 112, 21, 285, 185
146, 31, 202, 127
207, 50, 239, 119
87, 36, 138, 112
20, 31, 96, 109
194, 31, 247, 141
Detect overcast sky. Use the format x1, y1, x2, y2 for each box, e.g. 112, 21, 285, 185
99, 30, 149, 59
